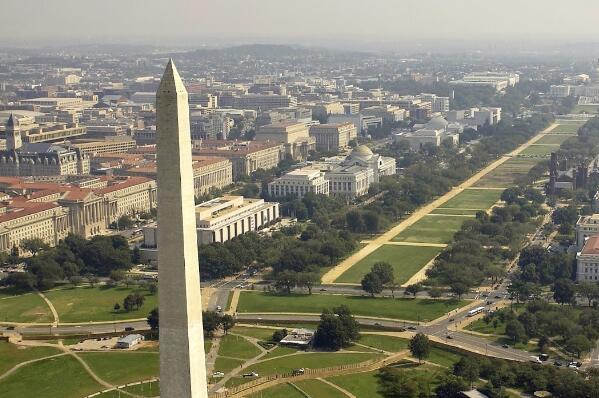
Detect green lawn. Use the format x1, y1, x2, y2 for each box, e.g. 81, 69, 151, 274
519, 145, 557, 157
551, 124, 583, 133
245, 352, 381, 376
475, 158, 541, 188
232, 326, 277, 341
262, 345, 300, 359
0, 342, 62, 375
573, 104, 599, 114
393, 215, 466, 244
425, 346, 463, 368
96, 382, 160, 398
535, 134, 574, 145
357, 334, 409, 352
430, 208, 481, 216
214, 356, 244, 374
327, 371, 384, 398
45, 285, 157, 323
218, 334, 262, 360
79, 352, 158, 385
335, 245, 441, 284
439, 189, 501, 210
237, 291, 468, 322
294, 379, 347, 398
0, 355, 101, 398
248, 383, 306, 398
0, 287, 53, 323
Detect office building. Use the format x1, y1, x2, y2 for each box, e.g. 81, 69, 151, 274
233, 93, 297, 110
576, 214, 599, 249
577, 235, 599, 282
268, 169, 329, 199
309, 123, 356, 151
193, 140, 281, 179
256, 121, 316, 161
142, 195, 280, 249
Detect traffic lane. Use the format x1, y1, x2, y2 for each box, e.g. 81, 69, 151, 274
448, 331, 532, 362
235, 314, 417, 330
10, 320, 149, 336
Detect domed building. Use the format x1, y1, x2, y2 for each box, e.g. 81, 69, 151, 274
343, 145, 396, 182
396, 115, 461, 151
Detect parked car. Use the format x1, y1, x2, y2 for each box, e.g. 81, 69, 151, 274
242, 372, 259, 378
292, 368, 305, 375
124, 326, 135, 332
212, 372, 225, 378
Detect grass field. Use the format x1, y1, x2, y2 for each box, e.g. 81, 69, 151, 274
425, 346, 463, 368
334, 245, 441, 284
519, 144, 558, 157
392, 215, 466, 244
0, 342, 62, 375
262, 345, 299, 360
327, 371, 384, 398
237, 291, 468, 322
214, 356, 244, 374
573, 104, 599, 114
248, 383, 306, 398
45, 286, 157, 323
244, 352, 381, 376
294, 379, 347, 398
549, 124, 581, 133
474, 158, 540, 188
232, 326, 277, 341
79, 352, 158, 386
439, 189, 502, 210
0, 287, 53, 323
357, 334, 409, 352
218, 334, 262, 359
0, 355, 101, 398
429, 208, 481, 216
535, 134, 573, 145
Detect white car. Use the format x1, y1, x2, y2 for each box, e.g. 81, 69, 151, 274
216, 306, 222, 312
212, 371, 225, 378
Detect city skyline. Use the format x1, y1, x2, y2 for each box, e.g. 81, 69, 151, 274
4, 0, 599, 50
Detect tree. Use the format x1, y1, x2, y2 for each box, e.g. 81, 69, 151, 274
505, 319, 528, 344
272, 329, 287, 342
313, 309, 346, 350
109, 269, 126, 283
296, 272, 319, 294
147, 308, 159, 332
577, 282, 599, 307
372, 262, 394, 285
117, 214, 135, 230
450, 282, 468, 299
553, 278, 576, 305
202, 311, 222, 337
566, 334, 593, 358
378, 367, 419, 398
428, 287, 443, 298
361, 272, 383, 296
20, 238, 49, 256
148, 283, 158, 295
404, 284, 421, 298
113, 303, 121, 312
435, 375, 468, 398
408, 333, 430, 363
453, 357, 480, 388
313, 306, 359, 350
86, 274, 99, 288
221, 314, 235, 335
274, 270, 297, 294
538, 335, 550, 353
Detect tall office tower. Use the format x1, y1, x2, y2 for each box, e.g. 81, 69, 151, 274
156, 59, 208, 398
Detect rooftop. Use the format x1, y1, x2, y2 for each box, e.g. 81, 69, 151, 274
581, 235, 599, 255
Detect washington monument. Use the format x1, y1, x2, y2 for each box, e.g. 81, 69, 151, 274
156, 59, 209, 398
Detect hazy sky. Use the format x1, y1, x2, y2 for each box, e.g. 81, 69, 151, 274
3, 0, 599, 48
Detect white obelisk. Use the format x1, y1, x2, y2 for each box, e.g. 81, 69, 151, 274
156, 59, 208, 398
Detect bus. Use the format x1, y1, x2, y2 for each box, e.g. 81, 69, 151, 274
467, 306, 486, 317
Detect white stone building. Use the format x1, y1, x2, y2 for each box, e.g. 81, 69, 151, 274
575, 214, 599, 249
577, 235, 599, 282
268, 169, 329, 199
